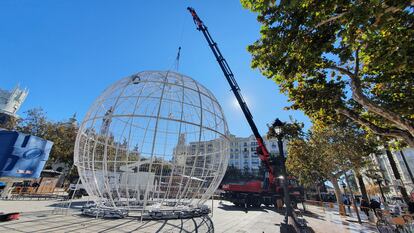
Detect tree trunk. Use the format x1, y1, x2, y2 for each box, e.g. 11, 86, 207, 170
331, 176, 346, 216
331, 176, 343, 205
384, 145, 409, 202
355, 170, 368, 200
317, 185, 322, 201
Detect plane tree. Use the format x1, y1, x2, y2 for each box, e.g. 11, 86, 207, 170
241, 0, 414, 147
286, 123, 377, 205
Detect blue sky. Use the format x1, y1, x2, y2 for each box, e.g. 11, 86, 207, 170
0, 0, 310, 137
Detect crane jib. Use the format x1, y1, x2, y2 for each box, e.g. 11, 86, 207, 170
187, 7, 273, 177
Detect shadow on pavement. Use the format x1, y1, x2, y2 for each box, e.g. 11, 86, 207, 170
0, 213, 215, 233
300, 210, 325, 220
48, 200, 91, 209
218, 203, 269, 213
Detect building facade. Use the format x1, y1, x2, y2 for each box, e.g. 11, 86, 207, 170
392, 148, 414, 191
173, 133, 287, 173
0, 85, 28, 117
367, 147, 414, 197
228, 134, 287, 172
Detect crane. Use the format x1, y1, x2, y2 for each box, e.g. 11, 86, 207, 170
187, 7, 275, 184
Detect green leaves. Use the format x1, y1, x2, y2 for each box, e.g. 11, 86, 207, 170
286, 123, 378, 186
242, 0, 414, 146
16, 108, 78, 166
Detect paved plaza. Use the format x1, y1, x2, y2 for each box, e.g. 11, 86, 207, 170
0, 199, 379, 233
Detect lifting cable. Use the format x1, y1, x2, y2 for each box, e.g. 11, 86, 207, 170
168, 9, 187, 72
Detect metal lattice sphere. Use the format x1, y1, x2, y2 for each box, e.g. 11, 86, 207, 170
74, 71, 229, 213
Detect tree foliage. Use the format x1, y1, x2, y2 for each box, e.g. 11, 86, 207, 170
0, 113, 19, 130
286, 123, 378, 186
266, 117, 305, 140
222, 165, 263, 183
241, 0, 414, 147
2, 108, 79, 166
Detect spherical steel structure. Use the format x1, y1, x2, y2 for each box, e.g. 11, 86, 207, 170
74, 71, 229, 213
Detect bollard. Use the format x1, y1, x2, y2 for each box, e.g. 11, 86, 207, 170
368, 209, 376, 223
339, 204, 346, 216
329, 202, 334, 208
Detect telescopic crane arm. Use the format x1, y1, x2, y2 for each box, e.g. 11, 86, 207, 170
187, 7, 274, 182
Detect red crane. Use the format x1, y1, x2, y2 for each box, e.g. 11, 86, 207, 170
187, 7, 274, 183
187, 7, 303, 208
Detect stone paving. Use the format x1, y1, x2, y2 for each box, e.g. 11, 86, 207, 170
0, 199, 378, 232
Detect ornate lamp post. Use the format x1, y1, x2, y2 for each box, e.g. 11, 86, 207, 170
272, 118, 294, 226
341, 181, 350, 215
373, 173, 387, 205
341, 181, 347, 198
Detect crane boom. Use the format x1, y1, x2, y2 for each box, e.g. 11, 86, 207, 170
187, 7, 274, 181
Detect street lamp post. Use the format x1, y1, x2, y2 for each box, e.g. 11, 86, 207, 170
375, 175, 387, 204
344, 173, 362, 224
341, 181, 350, 215
367, 172, 388, 208
273, 118, 294, 226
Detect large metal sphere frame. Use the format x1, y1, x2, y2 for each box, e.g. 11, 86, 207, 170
74, 71, 230, 217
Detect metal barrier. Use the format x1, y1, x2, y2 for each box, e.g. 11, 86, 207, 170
1, 188, 69, 201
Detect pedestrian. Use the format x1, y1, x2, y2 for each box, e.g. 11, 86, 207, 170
343, 198, 349, 206
370, 198, 381, 216
344, 198, 352, 214
355, 197, 360, 205
360, 198, 370, 217
408, 198, 414, 214
276, 198, 283, 211
393, 202, 401, 216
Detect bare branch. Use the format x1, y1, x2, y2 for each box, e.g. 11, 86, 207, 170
314, 12, 347, 28
355, 47, 360, 77
326, 65, 355, 78
373, 4, 405, 26
326, 62, 414, 138
337, 108, 414, 147
348, 73, 414, 137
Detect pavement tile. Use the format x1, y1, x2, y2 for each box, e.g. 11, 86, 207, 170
0, 199, 379, 232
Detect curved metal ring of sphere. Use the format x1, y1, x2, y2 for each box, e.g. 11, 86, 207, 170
74, 71, 230, 212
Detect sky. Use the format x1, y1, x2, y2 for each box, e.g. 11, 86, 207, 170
0, 0, 310, 137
